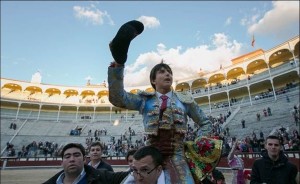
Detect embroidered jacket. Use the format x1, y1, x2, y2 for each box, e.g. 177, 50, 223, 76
108, 66, 212, 135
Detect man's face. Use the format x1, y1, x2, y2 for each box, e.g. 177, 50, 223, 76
265, 138, 281, 158
62, 147, 85, 177
89, 145, 102, 161
127, 155, 134, 169
132, 155, 162, 184
151, 67, 173, 92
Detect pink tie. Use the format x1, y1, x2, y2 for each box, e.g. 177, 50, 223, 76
160, 95, 168, 111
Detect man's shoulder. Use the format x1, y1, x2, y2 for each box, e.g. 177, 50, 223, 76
85, 164, 101, 174
99, 160, 111, 166
43, 170, 64, 184
98, 160, 113, 170
137, 90, 155, 96
252, 157, 265, 165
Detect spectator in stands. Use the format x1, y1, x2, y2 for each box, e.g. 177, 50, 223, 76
108, 20, 222, 183
121, 146, 164, 184
292, 129, 300, 140
282, 136, 290, 151
250, 135, 298, 184
88, 142, 114, 172
9, 123, 17, 130
267, 107, 272, 116
259, 130, 264, 140
251, 131, 257, 140
290, 130, 300, 151
43, 143, 129, 184
291, 105, 299, 126
228, 139, 245, 184
286, 95, 290, 102
256, 112, 260, 121
6, 142, 11, 150
227, 110, 231, 117
7, 146, 16, 157
279, 126, 286, 135
263, 108, 267, 117
241, 119, 245, 128
226, 127, 230, 136
88, 129, 92, 137
258, 138, 265, 151
125, 149, 137, 171
251, 137, 260, 152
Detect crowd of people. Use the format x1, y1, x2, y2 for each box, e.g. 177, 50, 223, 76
6, 96, 300, 162
42, 134, 299, 184
6, 141, 61, 158
254, 82, 298, 101
8, 113, 299, 161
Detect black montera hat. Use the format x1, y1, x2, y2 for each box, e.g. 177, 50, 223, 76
109, 20, 144, 64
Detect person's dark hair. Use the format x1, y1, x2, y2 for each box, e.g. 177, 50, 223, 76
212, 169, 225, 180
149, 61, 172, 89
61, 143, 86, 159
89, 142, 103, 151
133, 146, 163, 166
126, 149, 137, 161
266, 135, 280, 142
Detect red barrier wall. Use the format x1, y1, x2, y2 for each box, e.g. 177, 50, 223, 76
1, 152, 299, 170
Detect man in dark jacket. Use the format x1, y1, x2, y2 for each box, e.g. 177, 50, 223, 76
250, 135, 298, 184
43, 143, 128, 184
88, 142, 114, 172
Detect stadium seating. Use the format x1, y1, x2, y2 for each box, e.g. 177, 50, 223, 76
1, 35, 299, 157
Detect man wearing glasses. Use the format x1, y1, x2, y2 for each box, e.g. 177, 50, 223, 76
122, 146, 165, 184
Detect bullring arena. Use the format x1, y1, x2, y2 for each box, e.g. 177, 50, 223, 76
1, 35, 299, 183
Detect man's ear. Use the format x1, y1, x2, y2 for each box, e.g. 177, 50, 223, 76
83, 156, 87, 163
150, 80, 156, 86
157, 165, 163, 174
151, 79, 156, 86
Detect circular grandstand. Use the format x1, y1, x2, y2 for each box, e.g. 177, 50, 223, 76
1, 35, 299, 170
